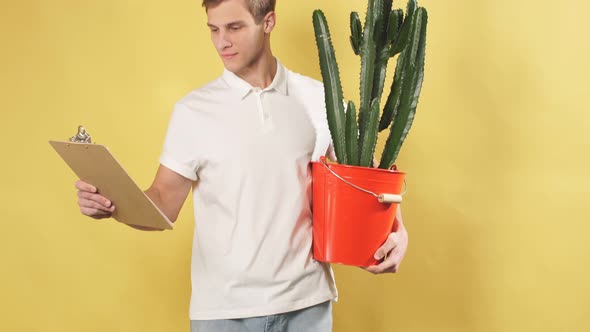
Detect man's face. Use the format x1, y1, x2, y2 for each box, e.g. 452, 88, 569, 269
206, 0, 270, 74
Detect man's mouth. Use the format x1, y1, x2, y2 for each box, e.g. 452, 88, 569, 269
222, 53, 237, 59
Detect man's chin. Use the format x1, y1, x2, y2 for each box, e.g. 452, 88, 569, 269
223, 61, 239, 73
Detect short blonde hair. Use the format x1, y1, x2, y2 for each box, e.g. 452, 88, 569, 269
202, 0, 276, 23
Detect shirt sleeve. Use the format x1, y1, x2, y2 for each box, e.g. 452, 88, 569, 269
324, 99, 354, 162
158, 103, 200, 181
326, 141, 337, 162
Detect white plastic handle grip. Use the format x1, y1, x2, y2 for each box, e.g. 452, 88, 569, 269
377, 194, 403, 204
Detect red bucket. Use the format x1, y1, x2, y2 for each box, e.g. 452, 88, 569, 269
311, 156, 405, 267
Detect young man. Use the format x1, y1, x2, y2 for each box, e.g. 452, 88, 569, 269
74, 0, 408, 330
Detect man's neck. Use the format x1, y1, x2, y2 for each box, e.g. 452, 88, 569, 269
233, 52, 277, 89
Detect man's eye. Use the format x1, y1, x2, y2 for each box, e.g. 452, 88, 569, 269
230, 26, 241, 31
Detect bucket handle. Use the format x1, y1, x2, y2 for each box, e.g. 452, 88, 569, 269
319, 157, 407, 204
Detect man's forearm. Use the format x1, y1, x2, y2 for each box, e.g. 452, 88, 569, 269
120, 188, 170, 232
143, 185, 181, 223
131, 165, 191, 230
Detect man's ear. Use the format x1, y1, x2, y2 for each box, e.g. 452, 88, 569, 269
263, 11, 276, 33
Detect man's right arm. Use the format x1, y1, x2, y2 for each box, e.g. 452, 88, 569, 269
75, 164, 193, 231
143, 164, 193, 225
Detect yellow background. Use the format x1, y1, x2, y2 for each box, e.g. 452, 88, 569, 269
1, 0, 589, 331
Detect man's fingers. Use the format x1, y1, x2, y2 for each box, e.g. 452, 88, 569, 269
383, 251, 402, 272
77, 191, 112, 208
75, 180, 113, 220
374, 232, 399, 260
364, 264, 393, 274
80, 206, 112, 219
365, 247, 403, 274
78, 198, 115, 213
382, 265, 398, 273
363, 266, 379, 274
364, 260, 399, 274
75, 180, 97, 193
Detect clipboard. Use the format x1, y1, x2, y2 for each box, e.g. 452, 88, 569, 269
49, 136, 173, 230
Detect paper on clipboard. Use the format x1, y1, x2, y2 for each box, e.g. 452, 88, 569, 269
49, 140, 173, 230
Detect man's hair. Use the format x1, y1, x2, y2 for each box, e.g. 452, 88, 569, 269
202, 0, 276, 23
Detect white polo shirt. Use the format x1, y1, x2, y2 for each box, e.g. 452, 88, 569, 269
159, 58, 338, 320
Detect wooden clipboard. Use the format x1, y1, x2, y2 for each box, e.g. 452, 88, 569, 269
49, 140, 173, 230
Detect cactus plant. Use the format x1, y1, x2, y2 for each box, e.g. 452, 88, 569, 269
313, 10, 348, 165
345, 100, 359, 165
313, 0, 428, 170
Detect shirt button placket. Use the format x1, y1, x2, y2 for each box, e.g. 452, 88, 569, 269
254, 88, 271, 125
253, 88, 264, 123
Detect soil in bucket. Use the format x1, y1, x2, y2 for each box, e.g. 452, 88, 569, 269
311, 157, 405, 267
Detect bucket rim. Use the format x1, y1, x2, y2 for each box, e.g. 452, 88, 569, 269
311, 156, 407, 175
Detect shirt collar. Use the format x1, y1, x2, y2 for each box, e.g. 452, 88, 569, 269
222, 58, 288, 99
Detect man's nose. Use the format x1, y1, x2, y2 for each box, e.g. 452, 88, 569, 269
216, 32, 232, 50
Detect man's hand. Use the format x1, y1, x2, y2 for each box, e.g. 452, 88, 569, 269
75, 180, 115, 219
363, 205, 408, 274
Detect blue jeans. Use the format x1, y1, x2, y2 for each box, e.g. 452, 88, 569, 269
190, 300, 333, 332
